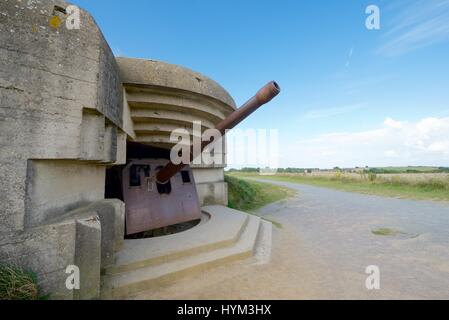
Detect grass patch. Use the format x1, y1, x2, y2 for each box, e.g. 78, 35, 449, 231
371, 228, 419, 239
230, 173, 449, 202
226, 175, 295, 211
0, 264, 41, 300
372, 228, 402, 236
225, 175, 295, 228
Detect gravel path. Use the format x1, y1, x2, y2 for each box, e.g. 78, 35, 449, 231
255, 179, 449, 299
135, 181, 449, 300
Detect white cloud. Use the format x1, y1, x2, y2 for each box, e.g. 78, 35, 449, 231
348, 47, 354, 57
384, 117, 403, 129
384, 150, 399, 158
281, 117, 449, 168
378, 0, 449, 56
345, 47, 354, 68
428, 141, 449, 152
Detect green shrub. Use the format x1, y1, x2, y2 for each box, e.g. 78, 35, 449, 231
225, 175, 257, 210
368, 172, 377, 182
0, 264, 40, 300
333, 171, 342, 180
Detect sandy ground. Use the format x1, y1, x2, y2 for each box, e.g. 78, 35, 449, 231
133, 181, 449, 300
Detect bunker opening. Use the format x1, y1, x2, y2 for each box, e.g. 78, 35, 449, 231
105, 142, 202, 239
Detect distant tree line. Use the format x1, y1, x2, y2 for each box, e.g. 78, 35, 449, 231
227, 167, 316, 174
227, 167, 449, 174
364, 167, 449, 174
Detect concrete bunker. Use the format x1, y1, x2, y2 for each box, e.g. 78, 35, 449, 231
0, 0, 276, 300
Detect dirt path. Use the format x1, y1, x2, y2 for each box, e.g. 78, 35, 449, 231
134, 181, 449, 300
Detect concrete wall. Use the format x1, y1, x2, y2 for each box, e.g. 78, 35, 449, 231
0, 0, 236, 300
0, 0, 126, 299
25, 160, 106, 228
192, 168, 228, 206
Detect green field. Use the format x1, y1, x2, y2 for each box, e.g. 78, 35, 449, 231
229, 172, 449, 202
228, 166, 449, 174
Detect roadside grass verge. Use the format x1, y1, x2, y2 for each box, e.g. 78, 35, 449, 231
229, 173, 449, 202
225, 175, 296, 228
371, 227, 420, 239
0, 264, 42, 300
372, 228, 402, 236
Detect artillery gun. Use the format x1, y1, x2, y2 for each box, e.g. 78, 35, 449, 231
122, 81, 281, 235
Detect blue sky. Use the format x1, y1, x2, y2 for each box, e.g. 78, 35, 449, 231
72, 0, 449, 168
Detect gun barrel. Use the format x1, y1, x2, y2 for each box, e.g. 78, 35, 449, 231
156, 81, 281, 183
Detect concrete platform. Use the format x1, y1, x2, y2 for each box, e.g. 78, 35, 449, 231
101, 206, 270, 299
105, 206, 248, 275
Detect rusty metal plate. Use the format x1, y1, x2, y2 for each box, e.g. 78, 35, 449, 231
122, 159, 201, 235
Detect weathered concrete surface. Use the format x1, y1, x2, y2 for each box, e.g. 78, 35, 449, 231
0, 0, 126, 299
0, 0, 240, 300
117, 57, 235, 152
195, 181, 228, 206
0, 0, 124, 232
25, 160, 106, 228
117, 57, 235, 207
0, 200, 124, 300
107, 206, 249, 275
121, 88, 136, 139
0, 210, 102, 300
117, 57, 236, 108
87, 200, 125, 270
0, 218, 78, 300
191, 167, 225, 184
74, 215, 102, 300
192, 168, 228, 206
102, 206, 265, 299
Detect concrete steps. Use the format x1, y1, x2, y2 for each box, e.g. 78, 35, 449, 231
101, 206, 268, 299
